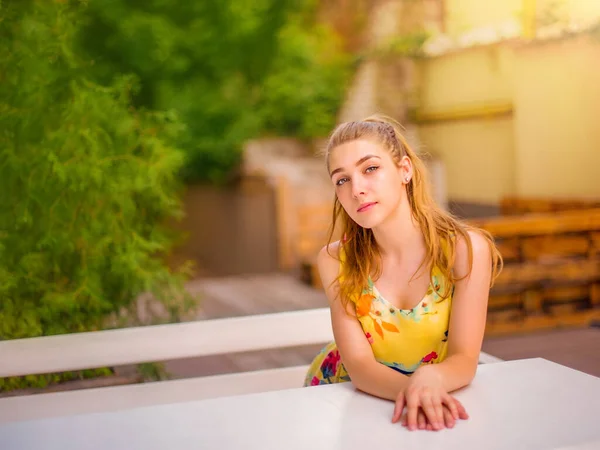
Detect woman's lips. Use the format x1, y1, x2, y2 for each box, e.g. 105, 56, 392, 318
357, 202, 377, 213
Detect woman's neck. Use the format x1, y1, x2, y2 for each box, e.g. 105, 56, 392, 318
371, 202, 425, 263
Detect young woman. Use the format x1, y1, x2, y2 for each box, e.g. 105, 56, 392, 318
303, 115, 502, 432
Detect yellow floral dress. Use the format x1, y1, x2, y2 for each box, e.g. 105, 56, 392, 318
303, 248, 454, 387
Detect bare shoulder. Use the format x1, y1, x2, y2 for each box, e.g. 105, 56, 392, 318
317, 240, 342, 276
456, 229, 491, 257
317, 241, 342, 298
454, 229, 492, 279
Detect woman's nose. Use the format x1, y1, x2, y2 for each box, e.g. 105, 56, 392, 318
352, 178, 366, 198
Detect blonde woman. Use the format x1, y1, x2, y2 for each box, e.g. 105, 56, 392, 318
304, 116, 502, 432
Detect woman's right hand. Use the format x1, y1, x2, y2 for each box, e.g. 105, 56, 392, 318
398, 402, 468, 430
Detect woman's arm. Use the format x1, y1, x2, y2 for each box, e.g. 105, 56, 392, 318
420, 229, 493, 393
394, 230, 491, 430
318, 242, 409, 401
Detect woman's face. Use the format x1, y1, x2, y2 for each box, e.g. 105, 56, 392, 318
328, 139, 409, 229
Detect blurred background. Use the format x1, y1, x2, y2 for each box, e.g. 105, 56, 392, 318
1, 0, 599, 395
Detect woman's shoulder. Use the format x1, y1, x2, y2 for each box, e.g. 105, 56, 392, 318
453, 228, 493, 279
317, 240, 343, 274
316, 241, 345, 303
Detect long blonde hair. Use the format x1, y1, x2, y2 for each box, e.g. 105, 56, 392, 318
325, 115, 502, 310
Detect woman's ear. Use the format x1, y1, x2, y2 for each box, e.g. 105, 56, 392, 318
399, 155, 413, 184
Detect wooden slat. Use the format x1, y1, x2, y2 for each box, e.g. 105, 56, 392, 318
494, 258, 600, 287
523, 289, 544, 315
591, 283, 600, 307
487, 309, 523, 325
469, 208, 600, 238
488, 293, 522, 310
591, 232, 600, 257
485, 310, 600, 336
547, 303, 578, 315
0, 308, 333, 378
496, 238, 520, 261
500, 197, 600, 215
542, 286, 590, 304
521, 235, 590, 261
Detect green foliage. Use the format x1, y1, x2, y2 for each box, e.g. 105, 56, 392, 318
137, 362, 169, 382
78, 0, 354, 183
374, 30, 430, 59
0, 0, 192, 388
0, 0, 352, 390
0, 368, 113, 392
257, 20, 355, 139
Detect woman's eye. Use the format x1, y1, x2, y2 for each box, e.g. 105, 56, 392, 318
335, 177, 348, 186
365, 166, 379, 173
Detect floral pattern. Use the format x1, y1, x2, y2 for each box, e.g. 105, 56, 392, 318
304, 264, 453, 387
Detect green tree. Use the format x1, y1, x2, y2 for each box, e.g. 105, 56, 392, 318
257, 16, 354, 139
79, 0, 353, 183
0, 0, 191, 352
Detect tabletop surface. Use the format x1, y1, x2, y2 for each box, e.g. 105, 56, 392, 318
1, 358, 599, 450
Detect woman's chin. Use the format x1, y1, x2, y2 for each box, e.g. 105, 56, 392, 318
351, 215, 381, 230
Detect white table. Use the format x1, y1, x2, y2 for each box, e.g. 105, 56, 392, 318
1, 358, 599, 450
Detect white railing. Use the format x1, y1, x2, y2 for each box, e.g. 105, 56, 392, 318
0, 308, 334, 378
0, 308, 502, 423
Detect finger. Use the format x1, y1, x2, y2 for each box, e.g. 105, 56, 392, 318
426, 423, 433, 431
392, 392, 405, 423
401, 414, 407, 427
443, 405, 455, 428
433, 396, 445, 428
443, 393, 459, 420
421, 396, 440, 431
407, 397, 420, 431
417, 409, 426, 430
454, 398, 470, 419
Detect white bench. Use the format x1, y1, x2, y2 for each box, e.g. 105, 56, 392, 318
0, 308, 502, 423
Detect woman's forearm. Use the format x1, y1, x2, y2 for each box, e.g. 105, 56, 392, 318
425, 354, 479, 393
347, 353, 477, 401
348, 361, 410, 401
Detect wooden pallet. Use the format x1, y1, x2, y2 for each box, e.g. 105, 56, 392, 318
500, 196, 600, 215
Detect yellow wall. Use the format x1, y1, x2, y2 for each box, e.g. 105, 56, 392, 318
536, 0, 600, 24
417, 34, 600, 202
568, 0, 600, 19
416, 45, 517, 203
419, 118, 516, 203
512, 35, 600, 198
417, 45, 515, 112
445, 0, 600, 37
444, 0, 523, 37
414, 3, 600, 204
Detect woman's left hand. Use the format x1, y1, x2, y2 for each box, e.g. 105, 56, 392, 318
391, 365, 469, 431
